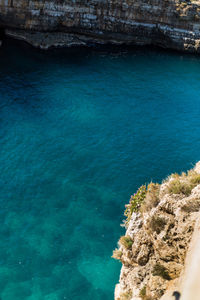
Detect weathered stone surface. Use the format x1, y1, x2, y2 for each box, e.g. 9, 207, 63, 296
1, 0, 200, 51
5, 28, 123, 49
115, 162, 200, 300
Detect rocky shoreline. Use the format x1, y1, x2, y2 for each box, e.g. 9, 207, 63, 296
4, 29, 125, 49
114, 162, 200, 300
3, 25, 200, 52
1, 0, 200, 51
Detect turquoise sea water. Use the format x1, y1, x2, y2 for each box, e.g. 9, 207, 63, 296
0, 39, 200, 300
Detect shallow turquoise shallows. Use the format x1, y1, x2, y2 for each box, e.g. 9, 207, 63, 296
1, 39, 200, 300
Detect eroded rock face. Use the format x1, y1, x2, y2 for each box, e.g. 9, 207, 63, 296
1, 0, 200, 50
115, 163, 200, 300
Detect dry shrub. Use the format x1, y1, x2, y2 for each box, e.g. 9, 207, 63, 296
112, 249, 122, 261
119, 236, 133, 250
168, 179, 192, 196
139, 286, 147, 299
152, 263, 171, 280
171, 173, 181, 179
150, 216, 166, 234
168, 170, 200, 196
139, 286, 154, 300
189, 173, 200, 185
141, 183, 160, 213
181, 199, 200, 213
120, 291, 132, 300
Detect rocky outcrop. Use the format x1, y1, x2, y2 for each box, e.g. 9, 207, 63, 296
161, 214, 200, 300
114, 162, 200, 300
1, 0, 200, 50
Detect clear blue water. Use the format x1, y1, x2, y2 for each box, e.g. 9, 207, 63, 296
0, 39, 200, 300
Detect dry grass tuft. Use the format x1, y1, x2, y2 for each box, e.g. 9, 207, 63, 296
139, 286, 154, 300
120, 291, 132, 300
112, 249, 122, 261
141, 183, 160, 213
139, 286, 146, 299
150, 216, 166, 234
181, 199, 200, 213
168, 170, 200, 196
119, 236, 133, 250
189, 173, 200, 185
168, 179, 192, 196
152, 263, 171, 280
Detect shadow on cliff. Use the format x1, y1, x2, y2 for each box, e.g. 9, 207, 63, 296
2, 33, 197, 61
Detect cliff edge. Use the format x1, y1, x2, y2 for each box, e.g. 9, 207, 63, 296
1, 0, 200, 51
113, 162, 200, 300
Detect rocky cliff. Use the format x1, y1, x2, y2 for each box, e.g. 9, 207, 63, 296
1, 0, 200, 51
113, 162, 200, 300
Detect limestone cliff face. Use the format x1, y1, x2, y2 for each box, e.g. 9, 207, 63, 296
114, 162, 200, 300
1, 0, 200, 50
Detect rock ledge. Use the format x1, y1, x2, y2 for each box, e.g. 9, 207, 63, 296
114, 162, 200, 300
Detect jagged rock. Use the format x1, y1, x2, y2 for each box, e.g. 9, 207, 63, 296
148, 275, 167, 298
194, 161, 200, 174
137, 244, 151, 266
114, 162, 200, 299
1, 0, 200, 52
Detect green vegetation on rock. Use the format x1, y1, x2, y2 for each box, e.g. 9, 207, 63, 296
119, 236, 133, 250
119, 291, 132, 300
124, 185, 147, 223
152, 263, 171, 280
139, 286, 154, 300
141, 183, 160, 213
168, 170, 200, 196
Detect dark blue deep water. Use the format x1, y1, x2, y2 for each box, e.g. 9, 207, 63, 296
0, 39, 200, 300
